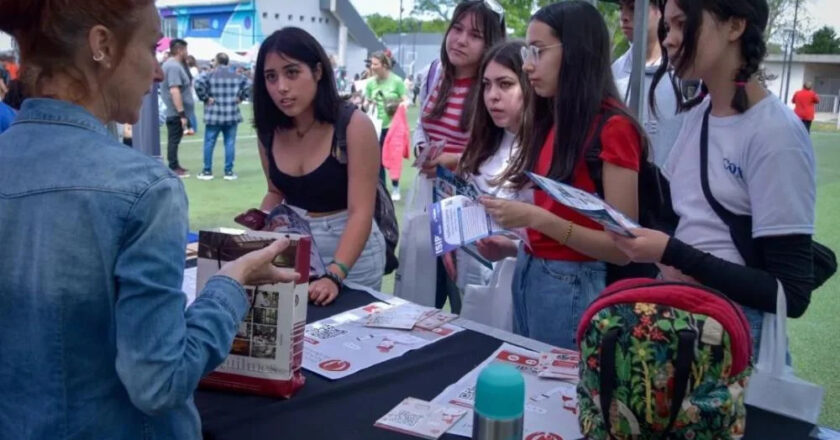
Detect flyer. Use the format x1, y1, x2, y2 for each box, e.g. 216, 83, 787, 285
303, 300, 463, 380
434, 165, 485, 201
375, 397, 468, 439
527, 172, 640, 237
429, 195, 507, 256
413, 139, 445, 168
431, 343, 583, 439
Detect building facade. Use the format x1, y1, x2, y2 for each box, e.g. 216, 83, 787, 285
764, 54, 840, 113
156, 0, 401, 78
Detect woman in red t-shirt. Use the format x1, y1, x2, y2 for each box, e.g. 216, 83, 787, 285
482, 2, 647, 349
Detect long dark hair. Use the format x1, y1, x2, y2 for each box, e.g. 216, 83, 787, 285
253, 27, 340, 137
650, 0, 768, 114
459, 41, 527, 177
505, 1, 646, 188
428, 0, 506, 131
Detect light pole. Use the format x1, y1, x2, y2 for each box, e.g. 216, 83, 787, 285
783, 0, 802, 103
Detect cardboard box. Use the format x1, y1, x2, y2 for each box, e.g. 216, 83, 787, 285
196, 228, 310, 398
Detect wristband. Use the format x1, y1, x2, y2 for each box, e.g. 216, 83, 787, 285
329, 261, 350, 278
178, 111, 187, 118
319, 271, 343, 290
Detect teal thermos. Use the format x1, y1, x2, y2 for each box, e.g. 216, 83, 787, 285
472, 362, 525, 440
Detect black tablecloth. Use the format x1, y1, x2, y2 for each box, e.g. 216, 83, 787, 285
196, 288, 817, 440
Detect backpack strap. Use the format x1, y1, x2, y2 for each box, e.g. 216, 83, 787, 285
584, 109, 621, 198
699, 105, 760, 267
600, 327, 697, 440
661, 330, 696, 439
333, 103, 357, 164
598, 328, 620, 440
424, 59, 440, 98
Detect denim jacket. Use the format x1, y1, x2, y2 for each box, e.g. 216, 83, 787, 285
0, 99, 250, 439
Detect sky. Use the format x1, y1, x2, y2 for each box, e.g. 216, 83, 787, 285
350, 0, 840, 36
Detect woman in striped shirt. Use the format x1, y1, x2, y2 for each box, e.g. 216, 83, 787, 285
415, 0, 506, 177
412, 0, 506, 312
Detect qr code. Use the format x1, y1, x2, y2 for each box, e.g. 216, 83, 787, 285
386, 410, 422, 427
458, 386, 475, 402
305, 324, 347, 340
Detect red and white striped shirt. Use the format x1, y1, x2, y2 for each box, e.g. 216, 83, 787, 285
421, 77, 474, 154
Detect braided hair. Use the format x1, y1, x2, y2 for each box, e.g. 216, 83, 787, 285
650, 0, 769, 114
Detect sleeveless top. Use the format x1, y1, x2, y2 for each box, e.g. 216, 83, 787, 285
260, 104, 354, 212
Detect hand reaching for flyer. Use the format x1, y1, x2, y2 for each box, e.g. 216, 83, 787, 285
420, 153, 460, 178
479, 196, 542, 230
609, 228, 670, 264
475, 236, 519, 262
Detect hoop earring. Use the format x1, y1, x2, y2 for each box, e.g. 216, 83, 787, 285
93, 52, 105, 62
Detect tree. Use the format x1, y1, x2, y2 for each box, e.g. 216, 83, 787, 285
799, 26, 840, 54
365, 14, 449, 37
366, 13, 400, 37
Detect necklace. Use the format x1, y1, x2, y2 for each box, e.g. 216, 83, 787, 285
295, 119, 317, 139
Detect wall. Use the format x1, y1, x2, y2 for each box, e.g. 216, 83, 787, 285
764, 60, 805, 101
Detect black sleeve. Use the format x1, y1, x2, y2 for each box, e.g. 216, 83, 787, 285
661, 234, 813, 318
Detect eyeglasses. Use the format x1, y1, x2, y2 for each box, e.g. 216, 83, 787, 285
520, 43, 562, 64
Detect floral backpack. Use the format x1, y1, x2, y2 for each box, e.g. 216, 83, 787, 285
576, 279, 753, 440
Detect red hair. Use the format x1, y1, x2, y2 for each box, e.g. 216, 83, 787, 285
0, 0, 154, 99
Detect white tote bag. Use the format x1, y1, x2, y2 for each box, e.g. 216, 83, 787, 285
460, 257, 516, 332
744, 281, 824, 424
393, 176, 437, 306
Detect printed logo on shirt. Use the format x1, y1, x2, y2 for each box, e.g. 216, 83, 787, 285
723, 158, 744, 180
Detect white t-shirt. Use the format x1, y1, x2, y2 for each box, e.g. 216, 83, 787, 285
612, 47, 680, 167
663, 95, 816, 265
472, 130, 519, 199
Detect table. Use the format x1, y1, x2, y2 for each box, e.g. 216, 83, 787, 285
195, 287, 822, 440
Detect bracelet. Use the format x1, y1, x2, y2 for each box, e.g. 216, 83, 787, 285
560, 221, 574, 246
319, 271, 343, 290
329, 260, 350, 278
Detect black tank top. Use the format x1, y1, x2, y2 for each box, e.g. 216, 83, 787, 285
261, 106, 353, 212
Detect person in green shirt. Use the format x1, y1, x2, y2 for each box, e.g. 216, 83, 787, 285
365, 51, 407, 192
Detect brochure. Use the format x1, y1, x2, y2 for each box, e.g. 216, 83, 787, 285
526, 172, 640, 237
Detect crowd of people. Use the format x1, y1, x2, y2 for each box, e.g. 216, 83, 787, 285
0, 0, 828, 438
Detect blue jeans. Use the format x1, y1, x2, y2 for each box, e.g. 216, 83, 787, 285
512, 248, 606, 350
303, 210, 386, 290
203, 123, 237, 173
188, 110, 198, 134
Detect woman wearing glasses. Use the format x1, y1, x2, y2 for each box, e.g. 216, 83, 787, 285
412, 0, 506, 312
482, 1, 647, 349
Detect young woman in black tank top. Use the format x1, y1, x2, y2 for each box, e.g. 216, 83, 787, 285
253, 28, 384, 305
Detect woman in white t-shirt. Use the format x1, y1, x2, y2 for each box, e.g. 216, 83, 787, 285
454, 41, 528, 292
611, 0, 817, 356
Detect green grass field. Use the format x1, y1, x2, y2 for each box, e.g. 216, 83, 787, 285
174, 104, 840, 428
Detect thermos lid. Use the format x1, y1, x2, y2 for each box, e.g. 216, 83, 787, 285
474, 362, 525, 419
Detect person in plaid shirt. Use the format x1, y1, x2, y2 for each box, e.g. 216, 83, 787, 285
194, 53, 251, 180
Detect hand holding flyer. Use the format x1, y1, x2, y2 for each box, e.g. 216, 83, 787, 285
526, 172, 640, 237
413, 139, 445, 168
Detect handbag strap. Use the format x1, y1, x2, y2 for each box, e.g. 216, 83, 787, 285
699, 105, 760, 267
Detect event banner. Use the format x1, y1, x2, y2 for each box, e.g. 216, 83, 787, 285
527, 172, 640, 237
302, 299, 463, 380
432, 343, 584, 439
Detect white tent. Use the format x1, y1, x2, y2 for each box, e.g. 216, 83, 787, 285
184, 37, 250, 64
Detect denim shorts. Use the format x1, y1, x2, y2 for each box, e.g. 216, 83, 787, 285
511, 247, 607, 350
302, 210, 386, 291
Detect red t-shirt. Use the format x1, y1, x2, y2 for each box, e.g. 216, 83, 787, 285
527, 107, 642, 261
792, 89, 819, 121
